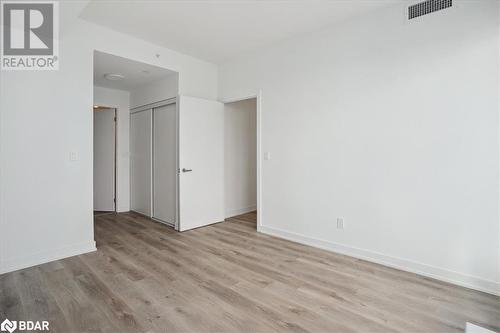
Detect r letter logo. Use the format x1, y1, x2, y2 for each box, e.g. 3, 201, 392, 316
1, 1, 59, 70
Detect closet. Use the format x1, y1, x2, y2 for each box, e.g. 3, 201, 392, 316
130, 99, 177, 227
130, 95, 225, 232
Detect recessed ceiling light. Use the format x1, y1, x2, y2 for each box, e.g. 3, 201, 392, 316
104, 73, 125, 81
93, 105, 99, 108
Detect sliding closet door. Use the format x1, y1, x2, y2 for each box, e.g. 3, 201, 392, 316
130, 110, 152, 216
152, 103, 177, 225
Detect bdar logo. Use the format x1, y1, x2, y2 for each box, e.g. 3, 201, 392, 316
0, 319, 49, 332
0, 319, 17, 333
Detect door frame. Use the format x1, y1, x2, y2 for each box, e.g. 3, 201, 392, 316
221, 90, 263, 230
93, 106, 117, 213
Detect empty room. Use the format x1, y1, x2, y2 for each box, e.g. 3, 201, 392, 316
0, 0, 499, 332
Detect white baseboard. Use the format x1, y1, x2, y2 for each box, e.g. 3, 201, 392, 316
0, 240, 97, 275
258, 225, 500, 297
225, 205, 257, 218
130, 209, 151, 217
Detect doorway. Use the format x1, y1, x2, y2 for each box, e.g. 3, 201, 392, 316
93, 50, 179, 230
92, 50, 255, 233
223, 97, 258, 229
93, 106, 116, 215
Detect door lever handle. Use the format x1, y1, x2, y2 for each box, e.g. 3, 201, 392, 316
182, 168, 193, 173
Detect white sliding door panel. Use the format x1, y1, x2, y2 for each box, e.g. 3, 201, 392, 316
153, 103, 177, 225
93, 108, 115, 212
130, 110, 152, 216
178, 96, 224, 231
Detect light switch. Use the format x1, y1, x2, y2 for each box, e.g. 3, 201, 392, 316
69, 151, 78, 161
264, 152, 271, 160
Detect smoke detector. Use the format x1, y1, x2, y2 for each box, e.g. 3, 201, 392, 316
104, 73, 125, 81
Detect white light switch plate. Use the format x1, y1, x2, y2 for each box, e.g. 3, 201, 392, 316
264, 152, 271, 160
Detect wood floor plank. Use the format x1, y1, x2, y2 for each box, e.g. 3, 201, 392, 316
196, 225, 488, 331
63, 256, 144, 333
39, 262, 118, 333
13, 267, 70, 333
0, 272, 25, 322
183, 224, 460, 332
0, 212, 498, 333
97, 220, 273, 332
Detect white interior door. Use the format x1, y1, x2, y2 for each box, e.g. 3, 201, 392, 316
178, 96, 224, 231
153, 103, 177, 225
93, 108, 115, 212
130, 110, 152, 216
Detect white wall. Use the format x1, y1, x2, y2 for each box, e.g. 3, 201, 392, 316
0, 5, 218, 274
224, 98, 257, 217
93, 86, 130, 212
219, 0, 500, 295
130, 74, 179, 108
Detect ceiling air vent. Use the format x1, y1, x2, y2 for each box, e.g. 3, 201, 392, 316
409, 0, 452, 20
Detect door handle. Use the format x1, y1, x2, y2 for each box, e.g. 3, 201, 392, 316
182, 168, 192, 173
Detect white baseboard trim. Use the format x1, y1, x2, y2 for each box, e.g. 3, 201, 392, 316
225, 205, 257, 218
259, 225, 500, 297
0, 240, 97, 275
130, 209, 151, 218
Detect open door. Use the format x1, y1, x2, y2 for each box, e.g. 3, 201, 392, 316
178, 96, 224, 231
93, 108, 116, 212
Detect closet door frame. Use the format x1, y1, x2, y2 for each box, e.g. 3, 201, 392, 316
130, 97, 179, 230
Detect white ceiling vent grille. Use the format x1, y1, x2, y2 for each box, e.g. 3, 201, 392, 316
409, 0, 452, 20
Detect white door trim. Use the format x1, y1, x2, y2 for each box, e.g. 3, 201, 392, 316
221, 90, 263, 231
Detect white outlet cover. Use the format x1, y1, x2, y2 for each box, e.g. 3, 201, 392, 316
69, 151, 78, 161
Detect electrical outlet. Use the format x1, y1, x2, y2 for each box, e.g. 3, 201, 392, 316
69, 150, 78, 161
337, 218, 344, 229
